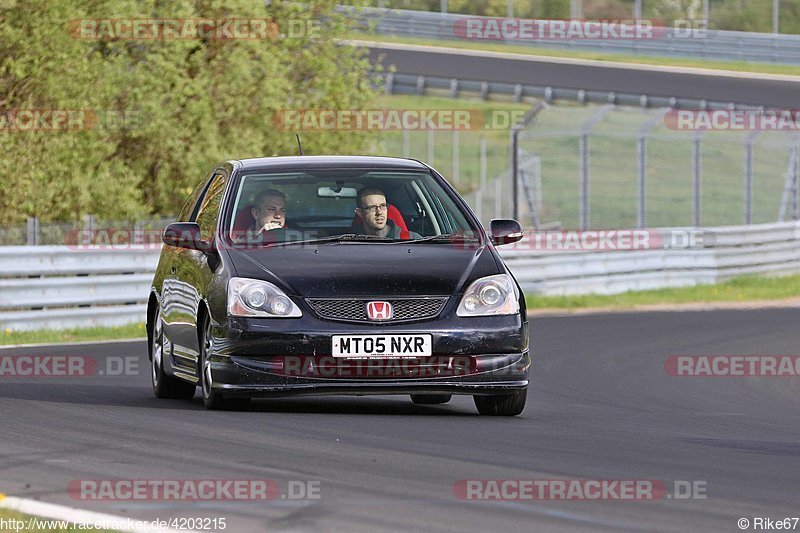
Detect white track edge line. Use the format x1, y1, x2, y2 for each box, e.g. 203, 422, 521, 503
0, 495, 199, 533
0, 337, 146, 350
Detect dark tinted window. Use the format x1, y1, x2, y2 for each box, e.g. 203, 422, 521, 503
226, 170, 478, 242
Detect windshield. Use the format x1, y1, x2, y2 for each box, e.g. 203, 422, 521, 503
225, 169, 481, 246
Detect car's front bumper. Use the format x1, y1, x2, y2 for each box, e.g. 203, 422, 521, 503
206, 314, 530, 398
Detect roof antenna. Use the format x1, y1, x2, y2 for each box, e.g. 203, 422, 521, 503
295, 134, 304, 156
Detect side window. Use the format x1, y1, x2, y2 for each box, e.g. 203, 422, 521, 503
177, 174, 213, 222
195, 173, 227, 241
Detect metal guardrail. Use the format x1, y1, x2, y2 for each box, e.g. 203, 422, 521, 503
499, 222, 800, 295
353, 6, 800, 65
2, 222, 800, 329
0, 247, 160, 331
380, 72, 762, 111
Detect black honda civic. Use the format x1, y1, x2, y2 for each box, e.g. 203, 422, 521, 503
147, 156, 530, 415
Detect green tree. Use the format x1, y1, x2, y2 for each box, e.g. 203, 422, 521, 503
710, 0, 800, 33
0, 0, 378, 224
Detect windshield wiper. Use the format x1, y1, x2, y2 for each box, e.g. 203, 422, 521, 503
406, 233, 481, 244
263, 234, 396, 247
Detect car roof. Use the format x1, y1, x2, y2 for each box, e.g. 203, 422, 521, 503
233, 155, 429, 172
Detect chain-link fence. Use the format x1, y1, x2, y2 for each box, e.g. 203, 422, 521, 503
373, 128, 514, 226
8, 102, 798, 243
512, 103, 800, 230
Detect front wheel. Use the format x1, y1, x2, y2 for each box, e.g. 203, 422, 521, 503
473, 389, 527, 416
151, 307, 196, 400
199, 316, 250, 411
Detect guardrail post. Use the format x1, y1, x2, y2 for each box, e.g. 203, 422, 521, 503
637, 134, 647, 228
495, 177, 502, 219
134, 221, 144, 248
580, 132, 589, 229
82, 214, 96, 246
570, 0, 583, 18
794, 144, 800, 221
777, 145, 797, 222
26, 217, 40, 246
514, 84, 523, 103
744, 131, 760, 224
693, 132, 702, 227
477, 136, 486, 222
773, 0, 780, 34
450, 78, 459, 98
511, 129, 519, 221
384, 72, 394, 95
452, 130, 460, 185
532, 156, 542, 213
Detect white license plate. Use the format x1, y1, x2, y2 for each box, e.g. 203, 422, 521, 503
332, 335, 432, 358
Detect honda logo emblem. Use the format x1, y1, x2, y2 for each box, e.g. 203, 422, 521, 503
366, 301, 393, 321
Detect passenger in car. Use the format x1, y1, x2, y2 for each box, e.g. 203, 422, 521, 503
353, 186, 421, 240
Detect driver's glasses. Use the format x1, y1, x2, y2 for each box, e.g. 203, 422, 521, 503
362, 203, 387, 214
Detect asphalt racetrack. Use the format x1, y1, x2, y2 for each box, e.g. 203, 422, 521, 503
1, 309, 798, 532
367, 43, 800, 109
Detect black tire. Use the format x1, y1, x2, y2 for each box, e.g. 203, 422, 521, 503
199, 316, 250, 411
410, 394, 452, 405
151, 307, 196, 400
473, 389, 527, 416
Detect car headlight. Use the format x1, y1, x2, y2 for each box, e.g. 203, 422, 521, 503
456, 274, 519, 317
227, 278, 302, 318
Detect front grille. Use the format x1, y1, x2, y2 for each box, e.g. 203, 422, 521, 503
306, 297, 448, 323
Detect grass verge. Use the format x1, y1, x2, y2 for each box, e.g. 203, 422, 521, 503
0, 323, 145, 346
0, 507, 117, 532
525, 274, 800, 310
352, 33, 800, 76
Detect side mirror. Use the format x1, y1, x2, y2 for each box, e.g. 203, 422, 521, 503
162, 222, 206, 251
490, 219, 524, 246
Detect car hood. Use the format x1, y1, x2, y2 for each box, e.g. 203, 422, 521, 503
226, 243, 501, 298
